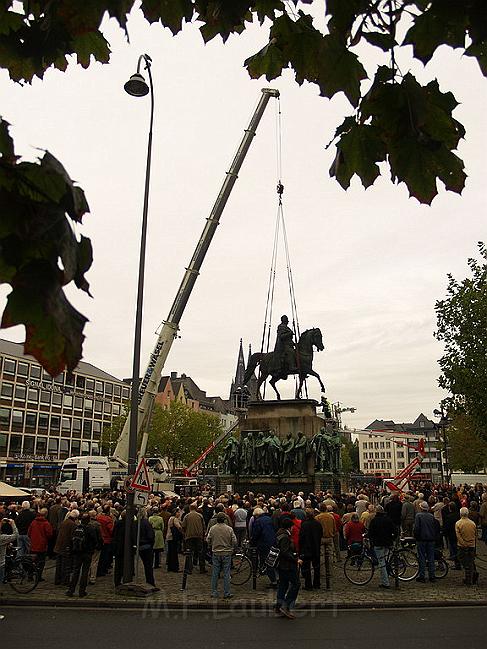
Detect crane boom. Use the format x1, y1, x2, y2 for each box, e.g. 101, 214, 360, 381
114, 88, 280, 464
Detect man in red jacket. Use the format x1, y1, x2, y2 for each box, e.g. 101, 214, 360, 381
96, 505, 114, 577
28, 508, 53, 580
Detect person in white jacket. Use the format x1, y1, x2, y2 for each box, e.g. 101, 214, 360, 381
1, 518, 19, 584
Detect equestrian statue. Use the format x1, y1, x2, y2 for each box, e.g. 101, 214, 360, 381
243, 315, 326, 400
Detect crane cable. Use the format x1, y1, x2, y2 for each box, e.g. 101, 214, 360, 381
259, 96, 308, 398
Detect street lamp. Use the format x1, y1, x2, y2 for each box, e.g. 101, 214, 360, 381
122, 53, 154, 585
433, 406, 451, 484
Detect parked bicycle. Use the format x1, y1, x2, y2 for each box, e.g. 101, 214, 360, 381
400, 537, 449, 579
3, 546, 40, 594
229, 540, 274, 586
344, 535, 419, 585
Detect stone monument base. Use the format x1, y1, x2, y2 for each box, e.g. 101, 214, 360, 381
216, 475, 314, 497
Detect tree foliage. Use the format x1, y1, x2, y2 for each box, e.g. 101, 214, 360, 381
341, 436, 360, 474
100, 401, 129, 455
447, 412, 487, 473
1, 1, 486, 372
435, 243, 487, 441
0, 118, 92, 376
146, 401, 223, 470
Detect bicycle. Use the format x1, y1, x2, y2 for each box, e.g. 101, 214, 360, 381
3, 547, 40, 594
344, 536, 419, 585
229, 540, 274, 586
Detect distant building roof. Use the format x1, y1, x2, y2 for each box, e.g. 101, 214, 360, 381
0, 338, 123, 383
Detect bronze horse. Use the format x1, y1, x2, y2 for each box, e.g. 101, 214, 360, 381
244, 328, 326, 400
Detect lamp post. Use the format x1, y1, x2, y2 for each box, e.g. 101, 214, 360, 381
433, 407, 450, 484
122, 53, 154, 584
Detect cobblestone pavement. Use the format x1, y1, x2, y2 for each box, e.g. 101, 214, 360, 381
2, 542, 486, 608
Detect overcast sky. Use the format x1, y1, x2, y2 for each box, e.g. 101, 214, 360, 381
1, 5, 486, 430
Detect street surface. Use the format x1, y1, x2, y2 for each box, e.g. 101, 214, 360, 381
1, 606, 486, 649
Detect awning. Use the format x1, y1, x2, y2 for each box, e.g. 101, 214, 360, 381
0, 481, 30, 497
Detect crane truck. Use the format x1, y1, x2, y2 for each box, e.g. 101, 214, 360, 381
57, 88, 280, 495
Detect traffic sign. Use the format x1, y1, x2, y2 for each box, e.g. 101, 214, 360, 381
134, 490, 149, 507
130, 457, 151, 492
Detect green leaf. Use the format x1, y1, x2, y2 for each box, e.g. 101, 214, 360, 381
326, 0, 369, 35
362, 31, 397, 52
403, 0, 468, 64
329, 121, 386, 189
0, 117, 15, 161
1, 261, 88, 376
141, 0, 194, 34
244, 39, 286, 81
196, 1, 253, 43
71, 31, 110, 68
253, 0, 285, 24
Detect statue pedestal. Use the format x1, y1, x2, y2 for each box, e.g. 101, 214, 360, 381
241, 399, 322, 439
217, 474, 315, 497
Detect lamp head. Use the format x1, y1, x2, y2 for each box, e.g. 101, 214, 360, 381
124, 72, 149, 97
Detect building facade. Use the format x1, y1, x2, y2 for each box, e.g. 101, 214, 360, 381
358, 414, 444, 481
0, 339, 130, 487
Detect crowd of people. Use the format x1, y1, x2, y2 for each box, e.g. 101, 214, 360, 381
1, 480, 486, 618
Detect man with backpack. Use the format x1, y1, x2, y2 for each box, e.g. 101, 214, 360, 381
66, 512, 100, 598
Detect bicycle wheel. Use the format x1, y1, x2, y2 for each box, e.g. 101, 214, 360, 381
435, 557, 449, 579
344, 554, 374, 585
389, 549, 419, 582
8, 557, 40, 594
230, 554, 252, 586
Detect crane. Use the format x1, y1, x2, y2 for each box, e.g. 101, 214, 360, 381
111, 88, 279, 473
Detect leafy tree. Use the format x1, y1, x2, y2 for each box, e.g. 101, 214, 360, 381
435, 243, 487, 440
100, 401, 130, 455
447, 412, 487, 473
146, 400, 223, 470
1, 1, 485, 372
341, 437, 360, 474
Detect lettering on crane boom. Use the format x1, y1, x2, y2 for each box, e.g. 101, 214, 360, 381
138, 340, 163, 404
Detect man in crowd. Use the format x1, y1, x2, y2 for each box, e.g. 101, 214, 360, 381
15, 500, 36, 556
315, 503, 336, 589
251, 507, 278, 588
299, 508, 322, 590
54, 509, 79, 585
456, 506, 479, 586
206, 512, 237, 599
28, 507, 53, 581
182, 502, 206, 574
413, 501, 439, 583
66, 512, 100, 597
368, 505, 395, 589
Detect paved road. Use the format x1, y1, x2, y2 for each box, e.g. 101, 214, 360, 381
1, 606, 486, 649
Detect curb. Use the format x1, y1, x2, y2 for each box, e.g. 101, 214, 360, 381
2, 597, 487, 611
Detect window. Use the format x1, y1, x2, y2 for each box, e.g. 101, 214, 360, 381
48, 438, 58, 454
85, 398, 93, 413
81, 441, 90, 456
40, 391, 51, 405
104, 402, 112, 415
36, 437, 47, 454
52, 392, 62, 406
65, 373, 74, 386
398, 462, 404, 468
0, 433, 7, 455
374, 442, 379, 448
30, 365, 41, 379
3, 358, 16, 374
63, 394, 73, 408
94, 401, 102, 414
25, 412, 37, 430
86, 379, 94, 392
51, 415, 60, 431
386, 442, 390, 448
93, 421, 101, 434
38, 413, 49, 429
71, 439, 81, 455
91, 442, 100, 455
72, 419, 82, 438
60, 439, 69, 458
105, 383, 112, 396
76, 375, 85, 389
9, 434, 22, 453
122, 386, 130, 399
83, 420, 92, 438
17, 362, 29, 376
42, 371, 51, 382
380, 452, 385, 458
380, 442, 384, 448
113, 404, 120, 416
11, 410, 23, 431
0, 407, 10, 427
74, 396, 83, 409
14, 384, 26, 400
375, 452, 380, 459
114, 385, 121, 398
397, 451, 404, 458
23, 436, 35, 454
1, 382, 13, 398
95, 381, 103, 394
386, 452, 391, 459
27, 388, 38, 403
54, 373, 64, 385
419, 421, 425, 428
62, 418, 71, 433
